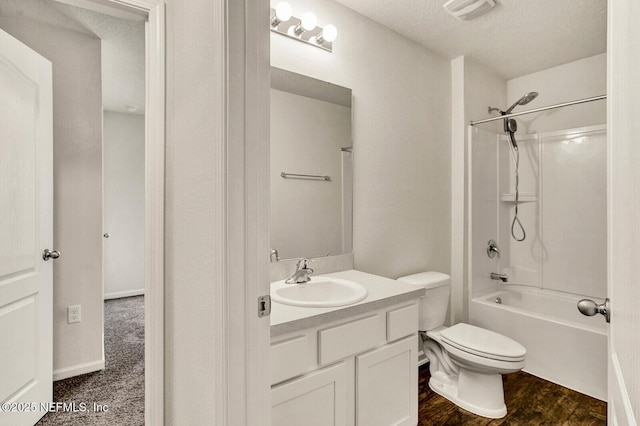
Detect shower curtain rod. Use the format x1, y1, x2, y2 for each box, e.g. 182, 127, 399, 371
469, 94, 606, 126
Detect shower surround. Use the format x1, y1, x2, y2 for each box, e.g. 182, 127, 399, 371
468, 124, 607, 400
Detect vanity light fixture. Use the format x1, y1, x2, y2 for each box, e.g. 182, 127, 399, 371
270, 2, 337, 52
294, 12, 317, 35
316, 24, 337, 44
271, 2, 292, 27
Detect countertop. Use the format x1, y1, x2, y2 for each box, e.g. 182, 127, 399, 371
270, 269, 424, 337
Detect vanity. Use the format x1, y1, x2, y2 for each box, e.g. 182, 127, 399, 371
269, 68, 422, 425
270, 269, 423, 426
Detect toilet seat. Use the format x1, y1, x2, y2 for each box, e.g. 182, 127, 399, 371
440, 323, 526, 362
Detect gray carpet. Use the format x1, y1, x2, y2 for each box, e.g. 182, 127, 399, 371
37, 296, 144, 426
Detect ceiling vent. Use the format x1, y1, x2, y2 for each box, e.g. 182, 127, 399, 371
443, 0, 496, 20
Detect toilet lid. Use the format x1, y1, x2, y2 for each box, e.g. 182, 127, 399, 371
440, 323, 526, 361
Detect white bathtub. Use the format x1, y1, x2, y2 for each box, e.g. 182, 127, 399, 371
469, 285, 607, 401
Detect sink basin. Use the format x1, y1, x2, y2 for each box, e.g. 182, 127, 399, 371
271, 277, 367, 307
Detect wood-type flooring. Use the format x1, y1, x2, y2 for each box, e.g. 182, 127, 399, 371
418, 365, 606, 425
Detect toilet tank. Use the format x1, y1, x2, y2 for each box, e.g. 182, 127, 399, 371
397, 272, 451, 331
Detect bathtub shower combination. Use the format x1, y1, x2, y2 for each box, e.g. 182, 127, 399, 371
468, 96, 608, 401
470, 285, 607, 400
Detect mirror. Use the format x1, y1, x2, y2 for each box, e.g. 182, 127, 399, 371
270, 67, 353, 260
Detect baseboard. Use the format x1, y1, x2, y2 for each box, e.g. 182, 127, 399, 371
104, 288, 145, 300
610, 351, 637, 425
418, 350, 429, 367
53, 359, 105, 381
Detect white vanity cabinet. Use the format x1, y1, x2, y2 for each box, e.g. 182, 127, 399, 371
356, 335, 417, 426
272, 362, 348, 426
270, 302, 419, 426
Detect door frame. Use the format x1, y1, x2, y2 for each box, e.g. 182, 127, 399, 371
606, 0, 640, 423
53, 1, 273, 425
52, 0, 164, 424
224, 0, 272, 424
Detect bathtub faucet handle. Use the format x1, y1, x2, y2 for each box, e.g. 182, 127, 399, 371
487, 240, 500, 258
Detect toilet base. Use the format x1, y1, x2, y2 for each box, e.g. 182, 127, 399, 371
428, 368, 507, 419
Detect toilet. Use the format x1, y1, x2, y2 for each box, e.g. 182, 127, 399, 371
397, 272, 526, 419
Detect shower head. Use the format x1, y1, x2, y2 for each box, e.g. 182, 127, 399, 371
504, 92, 538, 114
519, 91, 539, 105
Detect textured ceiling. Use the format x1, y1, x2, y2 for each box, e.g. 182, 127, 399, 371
332, 0, 607, 79
53, 2, 145, 114
4, 0, 605, 113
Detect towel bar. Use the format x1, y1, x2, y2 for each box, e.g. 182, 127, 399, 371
280, 172, 331, 181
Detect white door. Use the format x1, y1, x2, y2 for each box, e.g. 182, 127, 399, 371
103, 112, 145, 300
607, 0, 640, 424
0, 28, 53, 426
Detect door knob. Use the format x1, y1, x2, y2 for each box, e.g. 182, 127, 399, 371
42, 249, 61, 261
577, 298, 610, 323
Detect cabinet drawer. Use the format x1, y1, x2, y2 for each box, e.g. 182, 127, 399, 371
271, 334, 314, 385
272, 362, 347, 426
386, 303, 418, 342
318, 314, 385, 365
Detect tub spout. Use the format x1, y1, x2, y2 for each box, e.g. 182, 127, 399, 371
491, 272, 508, 283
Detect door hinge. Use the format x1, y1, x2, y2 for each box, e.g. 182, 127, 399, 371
258, 295, 271, 317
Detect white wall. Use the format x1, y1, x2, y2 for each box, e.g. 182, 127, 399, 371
507, 53, 606, 134
165, 0, 273, 421
164, 0, 227, 422
103, 111, 144, 299
464, 60, 507, 136
271, 0, 452, 279
451, 57, 506, 322
270, 89, 350, 259
0, 3, 104, 378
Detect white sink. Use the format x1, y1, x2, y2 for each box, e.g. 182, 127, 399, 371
271, 277, 368, 307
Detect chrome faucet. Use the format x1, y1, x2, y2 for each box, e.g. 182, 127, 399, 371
490, 272, 508, 283
269, 248, 280, 263
285, 258, 314, 284
487, 240, 500, 258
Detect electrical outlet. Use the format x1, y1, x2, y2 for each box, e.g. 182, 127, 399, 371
68, 305, 81, 324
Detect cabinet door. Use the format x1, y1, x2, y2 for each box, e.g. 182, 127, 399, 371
272, 362, 347, 426
356, 335, 417, 426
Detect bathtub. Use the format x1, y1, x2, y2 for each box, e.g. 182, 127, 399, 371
469, 285, 607, 401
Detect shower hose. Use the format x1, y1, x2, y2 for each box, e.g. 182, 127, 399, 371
508, 137, 526, 242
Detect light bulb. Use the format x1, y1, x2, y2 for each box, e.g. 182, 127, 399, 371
300, 12, 317, 31
275, 2, 292, 22
317, 24, 337, 44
